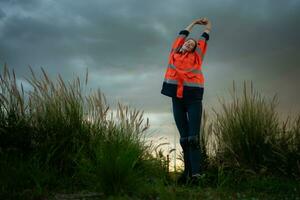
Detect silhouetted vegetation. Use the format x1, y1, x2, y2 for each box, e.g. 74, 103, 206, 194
0, 64, 299, 199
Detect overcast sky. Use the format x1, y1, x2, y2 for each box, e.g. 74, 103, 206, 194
1, 0, 300, 151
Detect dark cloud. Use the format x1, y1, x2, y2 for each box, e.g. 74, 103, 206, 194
0, 8, 6, 19
0, 0, 299, 123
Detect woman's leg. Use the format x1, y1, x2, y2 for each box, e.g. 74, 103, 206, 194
171, 97, 191, 178
186, 99, 203, 176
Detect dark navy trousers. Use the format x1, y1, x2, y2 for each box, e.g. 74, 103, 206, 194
172, 97, 203, 177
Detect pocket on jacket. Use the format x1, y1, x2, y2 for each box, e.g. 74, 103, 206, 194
185, 73, 197, 79
169, 70, 177, 77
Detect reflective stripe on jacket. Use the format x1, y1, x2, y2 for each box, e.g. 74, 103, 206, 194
161, 30, 209, 100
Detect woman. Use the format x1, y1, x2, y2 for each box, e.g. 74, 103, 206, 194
160, 17, 211, 184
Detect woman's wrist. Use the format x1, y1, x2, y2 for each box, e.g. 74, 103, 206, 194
204, 28, 211, 34
191, 20, 198, 25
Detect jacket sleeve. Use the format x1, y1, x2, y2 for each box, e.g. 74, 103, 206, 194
170, 30, 189, 52
196, 32, 209, 59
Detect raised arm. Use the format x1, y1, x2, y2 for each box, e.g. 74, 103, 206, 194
170, 20, 198, 52
184, 20, 197, 32
202, 18, 212, 34
192, 17, 211, 34
194, 17, 212, 59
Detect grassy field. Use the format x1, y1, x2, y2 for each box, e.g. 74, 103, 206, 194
0, 64, 299, 199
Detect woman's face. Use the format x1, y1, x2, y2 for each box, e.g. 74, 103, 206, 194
182, 39, 196, 52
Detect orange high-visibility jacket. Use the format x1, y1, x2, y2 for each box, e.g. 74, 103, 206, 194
161, 30, 209, 100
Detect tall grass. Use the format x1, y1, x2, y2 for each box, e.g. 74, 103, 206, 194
1, 63, 299, 198
76, 102, 169, 196
0, 63, 167, 199
211, 81, 300, 179
0, 64, 91, 175
199, 109, 212, 171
